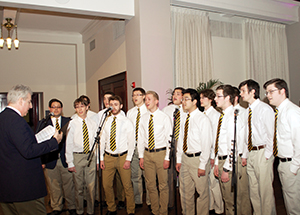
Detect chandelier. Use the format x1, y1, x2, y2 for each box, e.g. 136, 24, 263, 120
0, 18, 19, 50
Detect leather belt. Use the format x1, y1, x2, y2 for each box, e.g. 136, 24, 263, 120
185, 152, 201, 157
279, 158, 292, 162
251, 145, 265, 150
74, 151, 89, 154
105, 151, 128, 157
218, 155, 228, 160
145, 147, 166, 153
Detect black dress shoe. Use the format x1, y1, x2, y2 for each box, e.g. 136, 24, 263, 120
68, 209, 77, 215
128, 214, 135, 215
51, 211, 62, 215
106, 211, 117, 215
117, 201, 125, 210
101, 201, 108, 208
147, 204, 152, 212
135, 203, 143, 209
94, 200, 99, 207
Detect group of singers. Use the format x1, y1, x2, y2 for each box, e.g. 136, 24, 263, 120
0, 77, 299, 215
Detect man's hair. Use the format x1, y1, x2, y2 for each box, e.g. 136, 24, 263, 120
232, 86, 241, 101
79, 95, 90, 105
172, 87, 185, 95
238, 79, 260, 99
183, 88, 200, 108
7, 84, 32, 104
109, 95, 123, 105
216, 85, 235, 105
104, 91, 115, 97
133, 87, 146, 95
73, 97, 88, 108
49, 98, 63, 108
263, 78, 289, 98
146, 91, 159, 101
199, 89, 216, 108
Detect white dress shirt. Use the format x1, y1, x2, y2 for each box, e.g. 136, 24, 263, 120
92, 108, 125, 126
277, 99, 300, 174
177, 108, 213, 170
65, 116, 97, 168
51, 116, 61, 128
234, 104, 248, 157
162, 104, 187, 137
100, 113, 135, 161
247, 99, 274, 159
205, 106, 221, 159
138, 108, 172, 160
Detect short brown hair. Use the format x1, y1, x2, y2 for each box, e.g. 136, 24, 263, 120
216, 85, 235, 105
109, 95, 123, 105
73, 97, 88, 108
146, 91, 159, 100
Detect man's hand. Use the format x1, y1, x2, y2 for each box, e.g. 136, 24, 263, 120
176, 163, 181, 172
68, 167, 76, 173
221, 171, 230, 183
139, 158, 144, 170
100, 161, 105, 170
42, 164, 46, 169
53, 129, 63, 144
198, 168, 205, 177
163, 160, 170, 169
210, 159, 215, 169
123, 160, 131, 169
214, 165, 219, 177
242, 158, 247, 167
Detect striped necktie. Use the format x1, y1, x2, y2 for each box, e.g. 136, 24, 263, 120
174, 110, 180, 140
273, 109, 278, 157
215, 112, 224, 157
110, 117, 117, 151
135, 108, 141, 142
82, 119, 90, 154
55, 118, 60, 130
148, 114, 155, 150
183, 114, 190, 152
248, 108, 253, 152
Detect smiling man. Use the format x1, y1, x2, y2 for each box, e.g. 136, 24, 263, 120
100, 95, 135, 215
264, 78, 300, 215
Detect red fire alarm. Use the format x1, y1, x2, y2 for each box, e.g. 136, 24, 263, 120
131, 82, 136, 88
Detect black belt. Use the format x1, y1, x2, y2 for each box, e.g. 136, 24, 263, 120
185, 152, 201, 157
218, 155, 228, 160
279, 157, 292, 162
145, 147, 166, 153
74, 151, 89, 154
251, 145, 265, 150
105, 151, 128, 157
239, 153, 242, 157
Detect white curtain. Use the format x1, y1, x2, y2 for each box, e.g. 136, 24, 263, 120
171, 6, 213, 89
244, 19, 289, 88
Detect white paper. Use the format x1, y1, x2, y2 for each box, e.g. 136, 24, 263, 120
35, 125, 55, 143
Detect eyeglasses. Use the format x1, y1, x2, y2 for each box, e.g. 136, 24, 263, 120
132, 94, 143, 97
182, 97, 192, 101
265, 89, 278, 96
50, 106, 62, 109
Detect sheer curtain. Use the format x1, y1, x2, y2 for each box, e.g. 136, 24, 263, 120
171, 6, 213, 88
244, 19, 289, 88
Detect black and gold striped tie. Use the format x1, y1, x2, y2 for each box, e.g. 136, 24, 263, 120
135, 108, 141, 142
215, 112, 224, 157
273, 109, 278, 157
174, 110, 180, 140
248, 108, 253, 152
55, 118, 60, 130
183, 114, 190, 153
148, 114, 155, 150
82, 120, 90, 154
110, 117, 117, 151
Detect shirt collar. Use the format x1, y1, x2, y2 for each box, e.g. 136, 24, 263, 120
249, 98, 259, 109
223, 105, 234, 114
277, 98, 289, 111
7, 106, 22, 116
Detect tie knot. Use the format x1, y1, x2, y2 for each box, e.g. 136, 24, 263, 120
275, 108, 278, 114
150, 114, 153, 118
137, 108, 140, 112
187, 113, 190, 118
113, 116, 116, 120
83, 119, 86, 124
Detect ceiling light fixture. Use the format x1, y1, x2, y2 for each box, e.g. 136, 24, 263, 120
0, 18, 19, 50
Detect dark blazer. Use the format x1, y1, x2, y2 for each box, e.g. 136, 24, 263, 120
0, 107, 58, 202
36, 116, 70, 169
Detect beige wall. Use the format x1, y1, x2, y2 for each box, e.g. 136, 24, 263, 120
0, 31, 85, 117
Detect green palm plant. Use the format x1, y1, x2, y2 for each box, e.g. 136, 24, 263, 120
196, 79, 223, 93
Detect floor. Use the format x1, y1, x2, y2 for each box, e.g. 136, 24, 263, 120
0, 157, 287, 215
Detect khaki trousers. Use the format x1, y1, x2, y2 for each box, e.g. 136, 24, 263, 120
179, 153, 210, 215
131, 147, 150, 205
278, 160, 300, 215
237, 156, 251, 215
144, 150, 169, 215
45, 159, 75, 211
73, 153, 96, 215
102, 153, 135, 214
247, 149, 276, 215
209, 165, 224, 214
0, 197, 46, 215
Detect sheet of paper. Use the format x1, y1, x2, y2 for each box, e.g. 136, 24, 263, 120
35, 125, 55, 143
